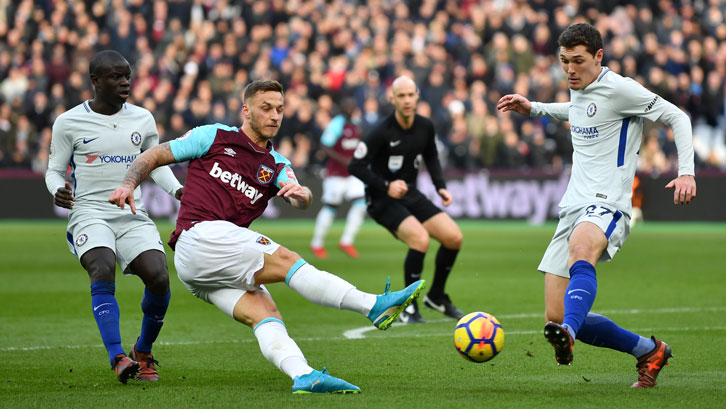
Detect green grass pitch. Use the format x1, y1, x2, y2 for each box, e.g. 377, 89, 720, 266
1, 219, 724, 408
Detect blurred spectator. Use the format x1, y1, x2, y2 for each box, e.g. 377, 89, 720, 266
0, 0, 722, 177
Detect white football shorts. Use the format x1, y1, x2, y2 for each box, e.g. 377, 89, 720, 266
321, 176, 365, 206
538, 203, 631, 278
174, 220, 280, 317
66, 210, 164, 275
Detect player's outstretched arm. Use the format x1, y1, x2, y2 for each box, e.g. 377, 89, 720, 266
497, 94, 532, 116
665, 175, 696, 205
108, 142, 178, 214
277, 182, 313, 210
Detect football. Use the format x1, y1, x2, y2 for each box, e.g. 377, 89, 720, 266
454, 311, 505, 363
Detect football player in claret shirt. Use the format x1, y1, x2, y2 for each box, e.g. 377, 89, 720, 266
498, 23, 696, 388
46, 50, 182, 383
109, 80, 425, 394
310, 97, 367, 259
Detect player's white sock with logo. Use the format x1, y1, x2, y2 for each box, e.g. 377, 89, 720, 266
311, 206, 335, 248
340, 200, 366, 245
253, 318, 313, 379
286, 261, 375, 314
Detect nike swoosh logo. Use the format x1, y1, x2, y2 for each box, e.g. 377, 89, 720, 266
567, 289, 592, 295
93, 302, 112, 311
83, 137, 100, 144
425, 298, 446, 313
389, 140, 401, 147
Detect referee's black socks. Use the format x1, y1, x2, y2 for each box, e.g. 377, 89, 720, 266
404, 249, 426, 286
429, 246, 459, 299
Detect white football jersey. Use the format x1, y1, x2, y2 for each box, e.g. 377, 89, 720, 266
45, 101, 181, 217
530, 68, 694, 216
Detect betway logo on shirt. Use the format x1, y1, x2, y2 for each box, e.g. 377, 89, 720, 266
209, 162, 264, 204
570, 125, 599, 139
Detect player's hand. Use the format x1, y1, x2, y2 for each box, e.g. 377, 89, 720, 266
387, 180, 408, 199
665, 174, 696, 205
497, 94, 532, 116
108, 185, 137, 214
278, 182, 312, 209
175, 187, 183, 200
54, 182, 75, 209
438, 188, 453, 207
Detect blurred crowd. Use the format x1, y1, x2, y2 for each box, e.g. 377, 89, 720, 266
0, 0, 725, 176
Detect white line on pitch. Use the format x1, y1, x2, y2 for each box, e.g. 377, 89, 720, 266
342, 306, 726, 339
2, 306, 725, 352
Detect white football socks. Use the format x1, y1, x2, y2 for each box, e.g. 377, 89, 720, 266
340, 201, 366, 245
253, 319, 313, 379
287, 262, 376, 315
311, 206, 335, 248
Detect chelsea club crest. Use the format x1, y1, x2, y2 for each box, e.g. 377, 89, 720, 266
587, 103, 597, 117
130, 131, 142, 146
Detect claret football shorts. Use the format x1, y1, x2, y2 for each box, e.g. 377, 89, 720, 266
538, 203, 631, 278
174, 220, 280, 317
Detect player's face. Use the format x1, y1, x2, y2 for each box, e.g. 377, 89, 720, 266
391, 81, 419, 119
244, 91, 285, 140
559, 45, 603, 90
92, 62, 131, 105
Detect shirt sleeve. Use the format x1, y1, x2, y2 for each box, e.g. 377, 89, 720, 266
613, 79, 695, 176
140, 111, 183, 196
320, 115, 345, 147
45, 115, 72, 196
270, 149, 299, 188
530, 102, 570, 121
169, 125, 219, 162
347, 124, 389, 194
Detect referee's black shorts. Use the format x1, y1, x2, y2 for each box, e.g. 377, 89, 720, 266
367, 189, 442, 237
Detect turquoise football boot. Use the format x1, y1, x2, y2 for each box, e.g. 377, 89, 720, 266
367, 277, 425, 330
292, 367, 361, 394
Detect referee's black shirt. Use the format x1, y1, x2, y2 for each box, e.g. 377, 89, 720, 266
348, 113, 446, 199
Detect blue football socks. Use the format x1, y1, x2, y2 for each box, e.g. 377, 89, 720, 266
562, 260, 598, 338
90, 281, 124, 366
576, 312, 639, 353
137, 288, 171, 353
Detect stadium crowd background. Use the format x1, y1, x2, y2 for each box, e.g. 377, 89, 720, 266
0, 0, 725, 177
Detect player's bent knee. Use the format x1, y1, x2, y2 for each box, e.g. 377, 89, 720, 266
81, 253, 116, 282
444, 231, 463, 249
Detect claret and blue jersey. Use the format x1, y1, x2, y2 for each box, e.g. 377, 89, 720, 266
168, 123, 298, 247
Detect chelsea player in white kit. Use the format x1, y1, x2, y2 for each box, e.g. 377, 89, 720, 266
45, 50, 182, 383
498, 23, 696, 388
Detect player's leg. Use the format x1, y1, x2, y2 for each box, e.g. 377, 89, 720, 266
115, 216, 170, 382
539, 214, 576, 365
126, 249, 171, 381
310, 205, 336, 258
394, 216, 429, 323
256, 246, 424, 330
202, 284, 360, 393
71, 220, 139, 382
81, 247, 128, 363
421, 211, 464, 319
368, 197, 427, 323
338, 177, 367, 258
543, 272, 575, 365
561, 220, 606, 339
310, 177, 343, 258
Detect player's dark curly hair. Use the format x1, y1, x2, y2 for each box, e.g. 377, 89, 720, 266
558, 23, 603, 57
243, 80, 284, 103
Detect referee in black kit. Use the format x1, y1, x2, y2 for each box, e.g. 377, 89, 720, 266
348, 75, 464, 324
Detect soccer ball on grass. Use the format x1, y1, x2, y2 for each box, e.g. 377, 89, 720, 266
453, 311, 504, 363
